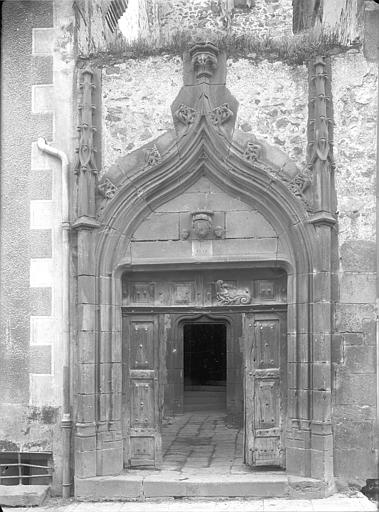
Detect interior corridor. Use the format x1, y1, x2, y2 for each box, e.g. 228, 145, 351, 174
161, 412, 248, 474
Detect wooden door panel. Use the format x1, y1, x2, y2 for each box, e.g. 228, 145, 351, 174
129, 320, 155, 369
130, 379, 155, 428
124, 314, 161, 468
244, 312, 285, 468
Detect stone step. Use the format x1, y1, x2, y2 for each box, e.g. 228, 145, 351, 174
75, 472, 289, 500
75, 472, 332, 501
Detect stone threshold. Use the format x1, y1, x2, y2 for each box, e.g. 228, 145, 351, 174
75, 471, 332, 501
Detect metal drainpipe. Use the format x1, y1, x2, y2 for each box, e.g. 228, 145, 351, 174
37, 137, 71, 498
376, 39, 379, 474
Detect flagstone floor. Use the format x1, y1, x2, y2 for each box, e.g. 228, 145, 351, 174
161, 412, 251, 475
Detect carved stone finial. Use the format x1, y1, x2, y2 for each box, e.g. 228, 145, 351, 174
191, 210, 214, 239
210, 103, 233, 126
189, 42, 219, 81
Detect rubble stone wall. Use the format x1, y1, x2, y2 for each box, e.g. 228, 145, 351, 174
331, 49, 378, 484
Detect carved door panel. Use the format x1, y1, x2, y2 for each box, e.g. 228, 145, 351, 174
124, 314, 161, 467
244, 312, 286, 467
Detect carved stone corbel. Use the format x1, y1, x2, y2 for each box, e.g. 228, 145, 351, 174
175, 104, 197, 126
190, 42, 219, 81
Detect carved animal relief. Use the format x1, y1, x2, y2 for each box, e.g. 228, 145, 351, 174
216, 280, 251, 305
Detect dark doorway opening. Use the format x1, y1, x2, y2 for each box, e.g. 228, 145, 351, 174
183, 323, 226, 412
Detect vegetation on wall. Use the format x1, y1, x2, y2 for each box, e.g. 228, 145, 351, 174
84, 27, 361, 66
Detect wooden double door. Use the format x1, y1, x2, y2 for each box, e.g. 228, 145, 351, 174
122, 309, 286, 469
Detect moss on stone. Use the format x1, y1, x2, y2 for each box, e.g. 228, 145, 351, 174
82, 27, 361, 66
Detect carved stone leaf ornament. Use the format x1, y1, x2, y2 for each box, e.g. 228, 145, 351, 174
145, 144, 161, 167
175, 104, 197, 126
98, 178, 118, 199
216, 280, 251, 305
244, 141, 262, 163
210, 103, 233, 126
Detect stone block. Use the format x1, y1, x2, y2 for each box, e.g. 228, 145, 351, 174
335, 303, 375, 332
364, 3, 379, 62
30, 345, 51, 374
343, 332, 364, 345
97, 445, 123, 476
0, 484, 49, 507
32, 28, 56, 55
340, 240, 376, 272
213, 237, 277, 257
99, 393, 111, 422
30, 258, 53, 287
310, 449, 333, 481
30, 229, 52, 258
31, 55, 53, 84
225, 210, 276, 238
75, 450, 97, 479
30, 316, 55, 346
312, 301, 332, 334
32, 84, 54, 113
334, 368, 376, 406
312, 390, 331, 422
339, 272, 376, 304
76, 394, 96, 423
133, 212, 179, 240
311, 433, 333, 452
29, 168, 53, 200
30, 287, 52, 315
30, 200, 53, 229
286, 447, 309, 477
75, 475, 142, 500
363, 318, 376, 345
78, 331, 96, 363
77, 304, 96, 331
75, 436, 96, 452
312, 271, 331, 302
312, 362, 331, 391
334, 448, 377, 485
334, 419, 374, 451
333, 404, 376, 421
76, 363, 95, 394
131, 240, 192, 261
331, 334, 343, 364
78, 275, 96, 304
344, 345, 376, 373
29, 374, 53, 406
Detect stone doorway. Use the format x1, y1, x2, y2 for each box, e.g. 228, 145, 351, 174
183, 322, 227, 413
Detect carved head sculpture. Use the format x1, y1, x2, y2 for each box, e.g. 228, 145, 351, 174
190, 42, 219, 81
191, 210, 214, 239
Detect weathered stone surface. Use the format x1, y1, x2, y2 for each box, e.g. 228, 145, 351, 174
339, 272, 376, 304
334, 303, 376, 332
334, 368, 376, 406
0, 484, 49, 507
333, 52, 377, 247
344, 345, 376, 374
340, 240, 376, 272
133, 213, 180, 241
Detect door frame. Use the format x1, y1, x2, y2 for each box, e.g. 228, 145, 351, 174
121, 305, 287, 469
